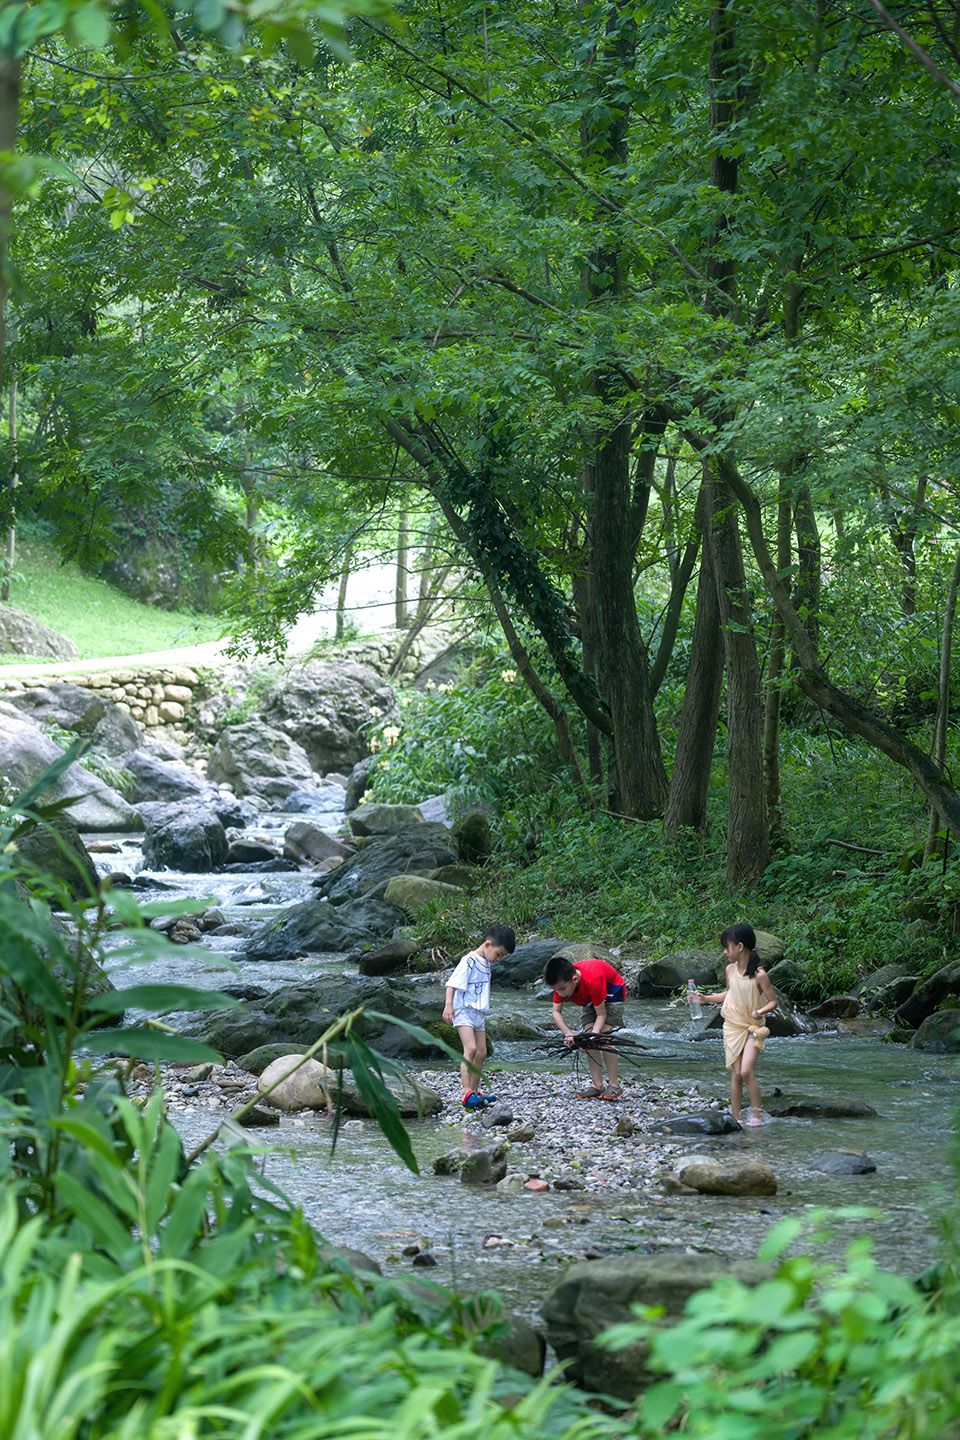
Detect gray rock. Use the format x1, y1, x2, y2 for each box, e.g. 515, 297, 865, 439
261, 660, 396, 773
638, 952, 722, 996
864, 974, 919, 1012
766, 1097, 878, 1119
896, 961, 960, 1027
807, 995, 861, 1020
206, 721, 317, 802
17, 814, 99, 898
416, 792, 454, 826
412, 1250, 438, 1267
243, 895, 403, 964
283, 821, 353, 864
283, 786, 346, 814
452, 810, 491, 864
496, 939, 620, 989
767, 995, 814, 1036
236, 1043, 305, 1075
765, 958, 805, 999
316, 827, 457, 906
675, 1160, 777, 1195
0, 703, 142, 832
344, 755, 377, 812
194, 974, 447, 1060
10, 681, 144, 760
383, 875, 465, 911
356, 937, 421, 976
337, 1069, 443, 1117
258, 1056, 334, 1110
234, 1104, 281, 1127
125, 750, 213, 805
854, 963, 917, 1002
477, 1313, 546, 1378
506, 1121, 536, 1143
461, 1142, 508, 1186
226, 839, 278, 865
141, 806, 228, 872
0, 607, 78, 660
319, 1245, 382, 1276
541, 1254, 770, 1399
910, 1009, 960, 1051
480, 1104, 514, 1128
752, 929, 786, 965
648, 1111, 742, 1135
813, 1149, 877, 1175
350, 802, 425, 837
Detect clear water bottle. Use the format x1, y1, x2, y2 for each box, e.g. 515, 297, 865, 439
687, 979, 702, 1020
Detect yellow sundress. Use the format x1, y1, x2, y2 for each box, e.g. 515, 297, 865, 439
721, 965, 768, 1070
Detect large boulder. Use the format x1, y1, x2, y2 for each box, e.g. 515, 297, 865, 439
258, 1055, 334, 1110
5, 682, 143, 759
141, 806, 228, 872
541, 1254, 770, 1400
382, 875, 464, 911
193, 974, 447, 1059
355, 937, 421, 977
243, 895, 403, 963
344, 755, 377, 812
17, 814, 100, 898
638, 951, 722, 996
766, 1096, 878, 1119
674, 1158, 777, 1195
858, 970, 919, 1012
764, 958, 805, 1000
895, 961, 960, 1028
0, 607, 78, 660
206, 721, 317, 802
260, 660, 396, 773
0, 703, 142, 832
452, 811, 491, 864
338, 1069, 443, 1117
752, 929, 786, 965
315, 827, 457, 905
496, 939, 619, 990
910, 1009, 960, 1051
283, 821, 353, 864
125, 750, 215, 805
349, 802, 425, 837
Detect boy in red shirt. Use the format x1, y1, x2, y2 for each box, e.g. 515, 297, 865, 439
543, 955, 626, 1100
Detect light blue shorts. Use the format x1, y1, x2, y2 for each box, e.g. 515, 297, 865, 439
453, 1005, 486, 1031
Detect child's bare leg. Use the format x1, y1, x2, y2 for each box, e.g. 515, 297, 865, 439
581, 1037, 604, 1089
741, 1039, 762, 1118
458, 1025, 486, 1096
601, 1030, 619, 1088
729, 1059, 743, 1122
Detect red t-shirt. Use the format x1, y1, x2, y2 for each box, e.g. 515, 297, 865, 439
553, 958, 626, 1007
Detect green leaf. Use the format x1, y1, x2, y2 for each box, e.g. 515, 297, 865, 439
67, 2, 111, 48
85, 985, 242, 1016
81, 1030, 224, 1064
284, 24, 315, 65
192, 0, 225, 30
54, 1170, 133, 1256
340, 1036, 418, 1174
48, 1116, 123, 1166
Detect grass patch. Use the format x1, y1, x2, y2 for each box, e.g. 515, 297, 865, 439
1, 541, 222, 660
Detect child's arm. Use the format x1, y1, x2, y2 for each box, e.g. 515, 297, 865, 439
588, 999, 607, 1035
751, 970, 777, 1018
693, 987, 728, 1005
442, 986, 459, 1024
552, 999, 575, 1046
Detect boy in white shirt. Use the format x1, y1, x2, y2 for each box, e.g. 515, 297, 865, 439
442, 923, 516, 1109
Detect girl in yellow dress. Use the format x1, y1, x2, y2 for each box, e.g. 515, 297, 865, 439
693, 922, 778, 1127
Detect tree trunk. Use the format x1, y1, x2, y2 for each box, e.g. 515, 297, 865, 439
924, 544, 960, 859
708, 464, 770, 889
335, 543, 352, 641
793, 482, 820, 652
665, 489, 724, 835
1, 352, 16, 603
762, 484, 791, 844
0, 57, 21, 393
395, 509, 410, 628
579, 5, 667, 818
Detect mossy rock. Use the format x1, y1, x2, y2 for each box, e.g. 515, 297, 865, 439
426, 1019, 493, 1056
453, 811, 491, 864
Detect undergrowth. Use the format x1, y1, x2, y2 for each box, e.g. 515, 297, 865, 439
368, 656, 957, 1000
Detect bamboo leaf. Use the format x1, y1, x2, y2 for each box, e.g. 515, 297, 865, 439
81, 1030, 224, 1064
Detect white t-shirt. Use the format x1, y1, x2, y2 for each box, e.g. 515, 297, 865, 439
445, 948, 491, 1012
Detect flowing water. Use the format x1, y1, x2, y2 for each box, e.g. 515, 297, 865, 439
93, 814, 960, 1321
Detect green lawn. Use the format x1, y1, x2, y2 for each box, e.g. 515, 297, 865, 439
1, 541, 223, 660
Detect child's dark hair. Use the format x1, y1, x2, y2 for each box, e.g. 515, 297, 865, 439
543, 955, 576, 987
484, 923, 516, 954
721, 922, 761, 978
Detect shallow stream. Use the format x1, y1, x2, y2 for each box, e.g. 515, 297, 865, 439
92, 814, 959, 1321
